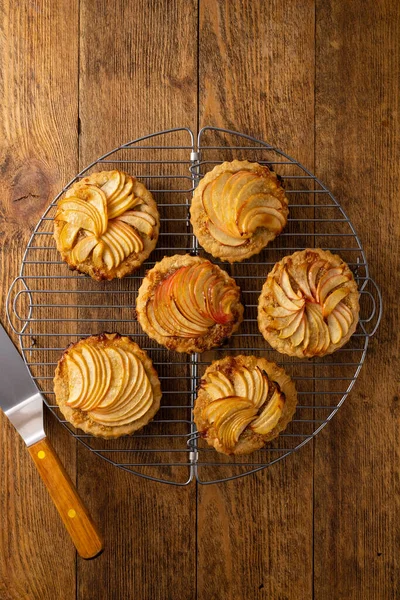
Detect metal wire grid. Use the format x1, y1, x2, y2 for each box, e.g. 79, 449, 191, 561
6, 126, 382, 485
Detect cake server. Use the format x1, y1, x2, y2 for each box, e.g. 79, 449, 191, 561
0, 322, 103, 558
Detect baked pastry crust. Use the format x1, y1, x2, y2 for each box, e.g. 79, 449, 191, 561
54, 333, 162, 438
136, 254, 244, 353
190, 160, 288, 262
54, 170, 160, 281
193, 355, 297, 455
258, 248, 360, 358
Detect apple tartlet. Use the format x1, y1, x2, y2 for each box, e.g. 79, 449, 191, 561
194, 355, 297, 455
136, 254, 244, 353
54, 333, 162, 438
258, 249, 360, 358
190, 160, 289, 262
54, 169, 160, 280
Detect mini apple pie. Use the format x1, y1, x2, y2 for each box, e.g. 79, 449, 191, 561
54, 333, 162, 438
54, 170, 160, 280
136, 254, 244, 353
258, 249, 360, 358
193, 355, 297, 455
190, 160, 288, 262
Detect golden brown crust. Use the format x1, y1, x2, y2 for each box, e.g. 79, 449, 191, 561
190, 160, 289, 263
53, 333, 162, 438
54, 172, 160, 281
136, 254, 244, 353
193, 355, 298, 455
258, 248, 360, 358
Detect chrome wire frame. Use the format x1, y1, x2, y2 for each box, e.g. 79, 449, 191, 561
7, 126, 382, 485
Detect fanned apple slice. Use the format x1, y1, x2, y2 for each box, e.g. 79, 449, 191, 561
308, 303, 330, 353
218, 407, 258, 449
77, 345, 100, 410
169, 297, 208, 337
76, 185, 108, 235
93, 347, 124, 409
264, 305, 298, 318
232, 369, 249, 398
316, 268, 343, 302
289, 262, 313, 300
327, 312, 343, 344
205, 372, 235, 399
102, 245, 115, 270
92, 348, 131, 413
335, 302, 353, 326
251, 389, 284, 434
58, 197, 102, 235
272, 280, 305, 311
59, 222, 80, 250
207, 221, 246, 247
207, 278, 235, 325
331, 307, 350, 337
71, 235, 98, 263
280, 268, 302, 301
290, 314, 306, 346
306, 304, 321, 354
65, 356, 85, 406
115, 212, 154, 237
109, 176, 133, 205
303, 316, 310, 350
85, 346, 112, 410
176, 267, 213, 328
114, 220, 144, 252
241, 208, 285, 235
192, 264, 217, 317
146, 301, 172, 336
92, 240, 106, 268
203, 397, 254, 427
100, 170, 122, 200
203, 175, 232, 233
272, 310, 301, 330
67, 351, 90, 408
278, 309, 304, 339
226, 172, 259, 235
318, 273, 350, 304
109, 221, 136, 256
322, 287, 350, 318
107, 193, 142, 220
237, 194, 283, 232
251, 367, 269, 409
57, 208, 97, 235
101, 228, 125, 265
308, 260, 327, 298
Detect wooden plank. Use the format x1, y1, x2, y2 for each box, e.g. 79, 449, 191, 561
314, 1, 400, 598
77, 1, 198, 599
197, 2, 315, 599
0, 1, 79, 598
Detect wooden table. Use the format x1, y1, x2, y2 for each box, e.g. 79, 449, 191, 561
0, 1, 398, 598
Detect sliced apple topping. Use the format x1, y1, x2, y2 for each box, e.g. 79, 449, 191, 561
201, 365, 285, 448
268, 257, 355, 352
250, 389, 285, 434
56, 169, 158, 271
65, 344, 154, 427
145, 262, 240, 338
201, 169, 287, 246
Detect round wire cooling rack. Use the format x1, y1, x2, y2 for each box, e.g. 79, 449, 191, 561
7, 126, 382, 485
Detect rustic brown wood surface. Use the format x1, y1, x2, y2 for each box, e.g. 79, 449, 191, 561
0, 1, 398, 599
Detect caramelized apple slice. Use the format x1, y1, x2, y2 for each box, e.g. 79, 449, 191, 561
71, 235, 98, 263
289, 262, 313, 300
316, 268, 343, 302
308, 260, 326, 298
290, 314, 306, 346
334, 302, 353, 326
75, 185, 108, 235
278, 309, 305, 339
251, 389, 284, 434
202, 397, 254, 427
237, 193, 283, 232
92, 347, 124, 408
58, 197, 102, 235
203, 176, 231, 233
251, 367, 269, 409
226, 172, 259, 235
59, 222, 80, 250
307, 303, 330, 353
115, 211, 154, 237
78, 345, 101, 410
322, 287, 350, 318
232, 368, 249, 398
331, 307, 350, 338
280, 268, 302, 301
109, 176, 133, 205
65, 356, 85, 406
107, 193, 142, 220
100, 170, 122, 200
92, 241, 106, 268
146, 301, 172, 336
66, 351, 90, 407
207, 221, 246, 247
204, 372, 235, 400
327, 312, 343, 344
318, 273, 350, 304
57, 208, 97, 236
241, 208, 284, 235
217, 406, 258, 449
272, 280, 305, 311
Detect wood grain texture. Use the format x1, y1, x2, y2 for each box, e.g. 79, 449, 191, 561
314, 1, 400, 598
0, 1, 79, 598
197, 2, 315, 599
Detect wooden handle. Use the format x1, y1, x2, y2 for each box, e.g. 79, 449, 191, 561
28, 437, 103, 559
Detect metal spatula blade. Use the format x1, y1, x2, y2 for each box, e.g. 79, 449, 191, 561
0, 323, 103, 558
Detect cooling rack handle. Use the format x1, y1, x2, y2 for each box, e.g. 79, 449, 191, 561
6, 276, 33, 336
359, 276, 382, 337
